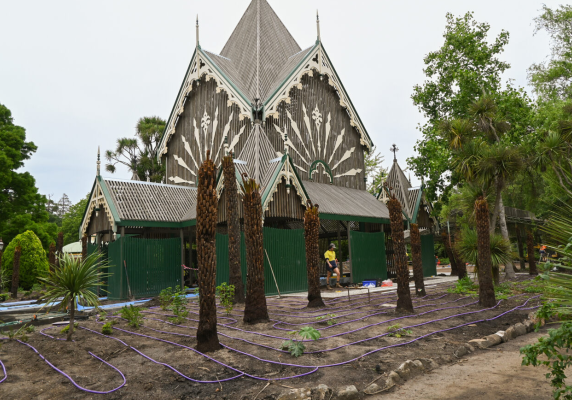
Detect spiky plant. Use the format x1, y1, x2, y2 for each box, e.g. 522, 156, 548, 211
305, 200, 325, 307
10, 244, 21, 299
441, 230, 459, 276
222, 155, 245, 304
387, 195, 413, 313
455, 228, 512, 272
39, 252, 109, 341
410, 224, 426, 296
474, 198, 496, 307
527, 230, 538, 276
242, 174, 269, 323
196, 150, 221, 352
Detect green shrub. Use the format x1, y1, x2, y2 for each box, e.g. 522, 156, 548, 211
1, 231, 49, 290
316, 314, 338, 326
168, 288, 189, 324
60, 322, 79, 334
159, 287, 174, 310
0, 293, 9, 302
216, 282, 235, 315
280, 326, 321, 357
120, 305, 143, 328
101, 322, 113, 335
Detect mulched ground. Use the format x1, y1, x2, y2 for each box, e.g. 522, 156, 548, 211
0, 276, 541, 400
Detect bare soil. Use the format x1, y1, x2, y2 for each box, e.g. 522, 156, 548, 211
0, 276, 542, 399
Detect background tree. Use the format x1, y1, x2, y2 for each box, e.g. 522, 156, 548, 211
410, 223, 426, 296
441, 230, 458, 276
242, 174, 269, 324
222, 155, 245, 303
195, 151, 221, 352
40, 252, 109, 341
474, 198, 496, 307
48, 242, 56, 269
1, 230, 49, 290
105, 116, 166, 182
61, 194, 90, 246
364, 146, 387, 195
0, 103, 57, 251
305, 201, 325, 307
527, 230, 538, 276
387, 191, 413, 313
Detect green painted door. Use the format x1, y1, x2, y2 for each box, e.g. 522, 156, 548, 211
350, 231, 387, 284
421, 234, 437, 277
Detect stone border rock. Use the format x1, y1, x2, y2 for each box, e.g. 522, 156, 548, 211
276, 312, 544, 399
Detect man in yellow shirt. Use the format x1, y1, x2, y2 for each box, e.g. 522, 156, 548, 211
325, 243, 342, 290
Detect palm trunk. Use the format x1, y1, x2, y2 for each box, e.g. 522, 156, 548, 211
452, 230, 467, 280
516, 226, 526, 271
305, 202, 325, 307
489, 178, 503, 234
196, 151, 221, 353
475, 198, 496, 307
243, 177, 269, 324
387, 197, 413, 313
441, 231, 458, 276
222, 156, 245, 304
498, 197, 515, 279
11, 245, 21, 299
67, 300, 75, 341
410, 224, 426, 296
526, 230, 538, 276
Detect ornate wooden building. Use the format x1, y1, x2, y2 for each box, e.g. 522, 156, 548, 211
79, 0, 428, 299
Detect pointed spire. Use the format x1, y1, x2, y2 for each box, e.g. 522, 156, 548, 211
316, 10, 321, 41
96, 146, 101, 177
196, 15, 199, 48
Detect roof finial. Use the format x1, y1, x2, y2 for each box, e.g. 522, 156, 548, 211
390, 143, 399, 162
97, 146, 101, 177
196, 15, 199, 48
316, 10, 321, 41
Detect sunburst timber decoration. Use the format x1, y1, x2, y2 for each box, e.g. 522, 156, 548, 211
228, 125, 246, 153
329, 128, 345, 165
210, 108, 219, 153
302, 103, 316, 157
201, 110, 211, 142
173, 155, 195, 176
273, 124, 308, 165
334, 168, 362, 178
181, 136, 199, 170
286, 110, 311, 160
323, 113, 331, 158
193, 118, 202, 163
169, 176, 195, 185
214, 112, 234, 162
331, 147, 355, 171
312, 105, 322, 155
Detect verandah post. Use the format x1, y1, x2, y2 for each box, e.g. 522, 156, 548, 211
347, 221, 353, 284
180, 228, 185, 291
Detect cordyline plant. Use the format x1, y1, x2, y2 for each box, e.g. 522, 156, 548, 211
222, 154, 245, 304
386, 191, 413, 313
241, 173, 269, 324
39, 252, 109, 341
195, 150, 221, 352
305, 200, 325, 307
410, 224, 426, 296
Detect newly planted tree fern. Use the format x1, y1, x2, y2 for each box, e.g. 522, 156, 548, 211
241, 174, 269, 323
196, 150, 221, 352
305, 200, 325, 307
39, 252, 109, 341
222, 155, 245, 304
410, 223, 426, 296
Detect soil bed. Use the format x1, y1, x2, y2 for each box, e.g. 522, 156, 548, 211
0, 276, 541, 399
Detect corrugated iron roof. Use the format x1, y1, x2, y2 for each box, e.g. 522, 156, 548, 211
104, 179, 197, 222
304, 181, 390, 220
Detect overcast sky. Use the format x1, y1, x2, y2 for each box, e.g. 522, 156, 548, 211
0, 0, 559, 204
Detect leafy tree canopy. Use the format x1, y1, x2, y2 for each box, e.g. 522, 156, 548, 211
61, 193, 90, 246
0, 103, 57, 250
105, 116, 166, 182
364, 146, 387, 195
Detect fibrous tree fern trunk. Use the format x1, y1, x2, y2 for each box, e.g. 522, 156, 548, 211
410, 223, 426, 296
242, 175, 269, 324
305, 201, 325, 307
527, 230, 538, 276
475, 198, 496, 307
196, 151, 221, 353
11, 245, 21, 299
222, 155, 245, 304
442, 231, 458, 276
387, 197, 413, 313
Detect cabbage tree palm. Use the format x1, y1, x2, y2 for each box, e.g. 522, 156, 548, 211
39, 252, 109, 341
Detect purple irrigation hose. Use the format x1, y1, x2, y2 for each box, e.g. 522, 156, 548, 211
16, 339, 126, 394
0, 358, 6, 384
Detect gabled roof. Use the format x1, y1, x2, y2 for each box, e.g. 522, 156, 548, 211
219, 0, 302, 101
236, 123, 278, 183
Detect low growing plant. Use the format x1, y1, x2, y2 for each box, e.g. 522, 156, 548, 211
101, 322, 113, 335
216, 282, 235, 315
280, 326, 321, 357
159, 287, 174, 310
447, 276, 478, 296
120, 305, 144, 328
60, 322, 79, 334
386, 323, 413, 338
168, 288, 189, 325
315, 313, 338, 326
